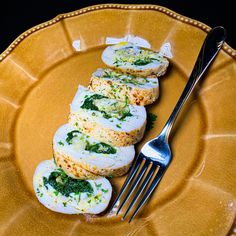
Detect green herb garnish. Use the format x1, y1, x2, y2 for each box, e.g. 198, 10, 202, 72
146, 113, 157, 131
43, 168, 93, 197
119, 110, 132, 120
102, 112, 112, 119
58, 141, 64, 146
95, 183, 102, 188
101, 189, 109, 193
103, 70, 112, 78
122, 77, 148, 86
116, 124, 122, 129
113, 58, 120, 67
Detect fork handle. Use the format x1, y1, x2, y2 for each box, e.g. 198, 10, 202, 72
159, 26, 226, 140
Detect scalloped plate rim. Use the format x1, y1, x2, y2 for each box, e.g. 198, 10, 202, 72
0, 3, 235, 62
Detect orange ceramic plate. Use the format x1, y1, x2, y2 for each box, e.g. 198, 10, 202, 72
0, 4, 235, 236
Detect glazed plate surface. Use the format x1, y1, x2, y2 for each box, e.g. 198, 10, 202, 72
0, 4, 235, 236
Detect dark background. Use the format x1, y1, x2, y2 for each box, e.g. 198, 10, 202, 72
0, 1, 235, 53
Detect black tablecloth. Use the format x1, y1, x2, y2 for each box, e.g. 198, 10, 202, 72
0, 0, 235, 53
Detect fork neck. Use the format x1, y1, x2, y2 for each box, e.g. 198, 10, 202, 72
158, 26, 226, 142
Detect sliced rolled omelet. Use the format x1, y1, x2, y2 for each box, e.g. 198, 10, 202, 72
69, 86, 146, 146
102, 42, 169, 77
53, 124, 135, 178
89, 68, 159, 106
33, 159, 112, 214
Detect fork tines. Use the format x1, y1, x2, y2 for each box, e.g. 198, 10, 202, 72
111, 155, 165, 222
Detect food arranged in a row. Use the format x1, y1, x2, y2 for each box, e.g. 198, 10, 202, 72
33, 42, 169, 214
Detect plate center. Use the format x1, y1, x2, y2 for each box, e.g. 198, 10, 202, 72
14, 46, 205, 214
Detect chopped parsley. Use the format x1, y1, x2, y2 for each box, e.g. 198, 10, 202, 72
146, 113, 157, 131
101, 189, 108, 193
58, 141, 64, 146
122, 77, 148, 86
66, 130, 81, 145
119, 110, 132, 120
113, 58, 121, 67
120, 110, 132, 120
94, 195, 102, 203
102, 68, 149, 86
36, 188, 43, 198
103, 70, 112, 78
43, 168, 93, 197
116, 124, 121, 129
62, 202, 67, 207
95, 183, 102, 188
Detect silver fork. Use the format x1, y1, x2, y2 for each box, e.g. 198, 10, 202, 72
111, 26, 226, 222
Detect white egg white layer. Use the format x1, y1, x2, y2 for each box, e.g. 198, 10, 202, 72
53, 124, 135, 170
102, 42, 168, 70
33, 160, 112, 214
70, 86, 146, 132
93, 68, 159, 89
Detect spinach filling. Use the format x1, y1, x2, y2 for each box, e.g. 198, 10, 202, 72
80, 94, 110, 118
80, 94, 107, 111
66, 130, 81, 145
113, 46, 161, 67
121, 77, 148, 86
103, 70, 113, 78
133, 58, 153, 66
102, 69, 149, 86
80, 94, 132, 120
65, 131, 117, 154
85, 141, 116, 154
43, 168, 93, 197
